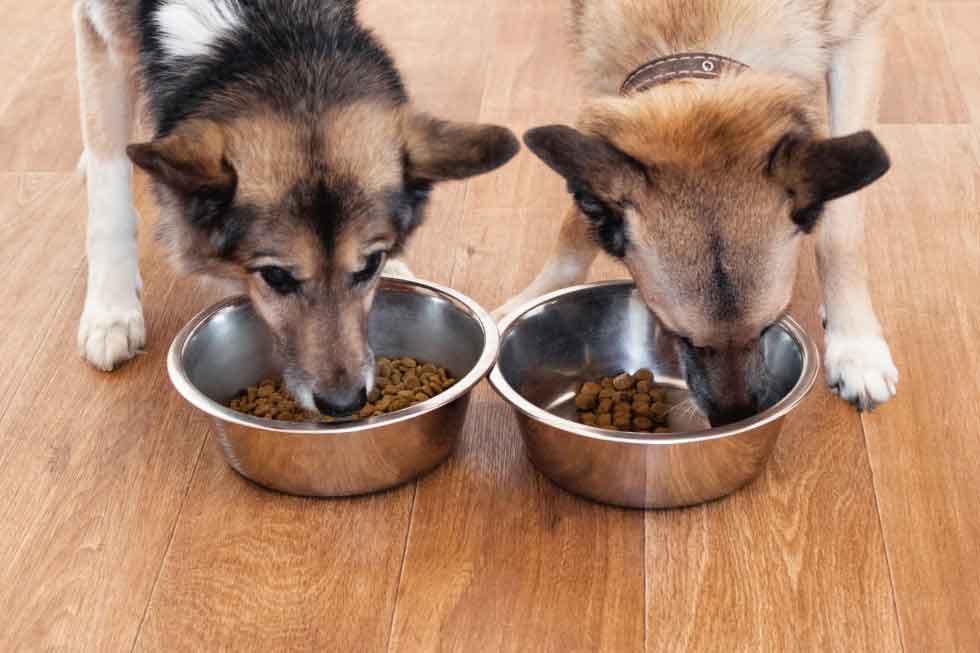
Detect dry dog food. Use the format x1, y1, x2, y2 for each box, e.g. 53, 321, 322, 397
228, 358, 457, 423
574, 368, 672, 433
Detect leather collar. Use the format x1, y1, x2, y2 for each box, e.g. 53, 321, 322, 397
621, 52, 750, 95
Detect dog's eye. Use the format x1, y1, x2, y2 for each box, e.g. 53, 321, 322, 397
353, 251, 386, 285
258, 266, 301, 295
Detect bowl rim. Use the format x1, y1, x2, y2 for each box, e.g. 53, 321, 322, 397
168, 276, 500, 435
488, 280, 821, 445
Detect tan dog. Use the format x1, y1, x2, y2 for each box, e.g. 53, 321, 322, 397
73, 0, 517, 415
497, 0, 897, 425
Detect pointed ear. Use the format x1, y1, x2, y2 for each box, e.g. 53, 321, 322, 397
402, 112, 519, 182
127, 120, 236, 197
523, 125, 640, 195
768, 130, 890, 231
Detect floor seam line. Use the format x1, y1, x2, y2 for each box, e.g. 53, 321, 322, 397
385, 481, 419, 653
860, 414, 907, 653
129, 426, 210, 653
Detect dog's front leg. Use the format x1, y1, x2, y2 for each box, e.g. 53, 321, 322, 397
74, 4, 144, 371
819, 24, 898, 410
493, 207, 598, 321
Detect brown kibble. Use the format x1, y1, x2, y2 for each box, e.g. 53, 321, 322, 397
635, 368, 654, 382
633, 416, 654, 431
575, 393, 598, 410
654, 427, 671, 434
612, 373, 635, 390
577, 372, 673, 432
227, 358, 453, 423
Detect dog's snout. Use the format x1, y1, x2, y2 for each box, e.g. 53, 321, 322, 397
706, 402, 757, 427
314, 387, 368, 417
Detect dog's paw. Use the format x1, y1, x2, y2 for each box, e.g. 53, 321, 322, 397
78, 300, 146, 372
383, 258, 415, 279
824, 332, 898, 411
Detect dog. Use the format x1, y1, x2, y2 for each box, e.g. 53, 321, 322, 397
73, 0, 518, 415
496, 0, 898, 426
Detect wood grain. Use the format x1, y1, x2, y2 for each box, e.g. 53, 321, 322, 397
1, 0, 979, 651
861, 125, 980, 652
644, 252, 901, 652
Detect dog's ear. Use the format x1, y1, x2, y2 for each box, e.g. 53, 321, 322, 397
127, 120, 236, 198
402, 112, 519, 182
524, 125, 640, 195
768, 130, 890, 232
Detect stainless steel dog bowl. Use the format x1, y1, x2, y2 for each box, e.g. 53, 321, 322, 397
168, 277, 498, 497
489, 281, 819, 509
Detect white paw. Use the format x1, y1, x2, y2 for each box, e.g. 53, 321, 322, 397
824, 332, 898, 411
78, 297, 145, 372
383, 259, 414, 279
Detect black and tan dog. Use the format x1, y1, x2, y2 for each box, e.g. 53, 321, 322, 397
498, 0, 898, 425
74, 0, 518, 414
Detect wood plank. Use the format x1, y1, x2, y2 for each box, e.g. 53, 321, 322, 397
937, 4, 980, 124
0, 2, 82, 172
134, 450, 416, 653
0, 179, 217, 651
645, 251, 902, 652
879, 2, 970, 125
388, 4, 645, 652
0, 174, 85, 426
861, 125, 980, 652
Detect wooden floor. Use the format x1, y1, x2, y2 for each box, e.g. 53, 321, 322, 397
1, 0, 978, 650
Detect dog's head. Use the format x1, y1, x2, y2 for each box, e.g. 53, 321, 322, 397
524, 75, 890, 425
129, 103, 517, 415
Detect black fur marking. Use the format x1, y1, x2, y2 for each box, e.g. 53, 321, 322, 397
137, 0, 408, 135
709, 237, 740, 319
791, 203, 825, 233
210, 203, 255, 258
568, 180, 628, 258
286, 178, 359, 261
386, 171, 432, 254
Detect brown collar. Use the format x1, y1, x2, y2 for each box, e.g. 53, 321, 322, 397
620, 52, 750, 95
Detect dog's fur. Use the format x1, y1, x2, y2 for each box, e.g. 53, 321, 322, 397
497, 0, 898, 425
74, 0, 518, 414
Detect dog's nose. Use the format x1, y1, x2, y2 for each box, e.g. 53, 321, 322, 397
314, 387, 368, 417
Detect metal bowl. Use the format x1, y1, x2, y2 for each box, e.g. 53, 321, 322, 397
489, 281, 819, 509
168, 277, 498, 497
